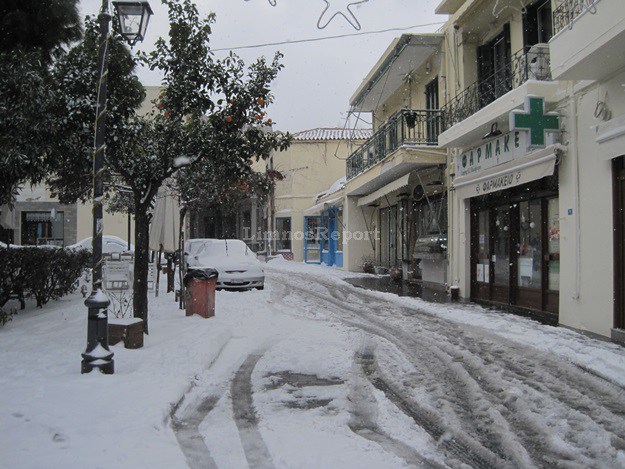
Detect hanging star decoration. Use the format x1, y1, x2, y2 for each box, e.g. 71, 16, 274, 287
317, 0, 370, 31
244, 0, 277, 6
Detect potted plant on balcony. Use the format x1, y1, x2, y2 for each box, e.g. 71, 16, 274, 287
404, 111, 418, 129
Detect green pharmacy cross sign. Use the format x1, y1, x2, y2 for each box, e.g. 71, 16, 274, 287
510, 96, 559, 147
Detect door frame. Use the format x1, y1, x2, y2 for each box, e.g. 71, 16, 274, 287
613, 157, 625, 330
304, 216, 322, 264
469, 179, 559, 316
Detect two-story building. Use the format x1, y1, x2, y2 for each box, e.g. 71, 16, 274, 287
325, 34, 449, 291
438, 0, 625, 343
439, 0, 563, 323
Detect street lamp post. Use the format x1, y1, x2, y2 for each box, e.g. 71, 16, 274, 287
81, 0, 152, 375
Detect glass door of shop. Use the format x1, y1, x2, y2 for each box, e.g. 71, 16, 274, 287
471, 209, 491, 301
379, 206, 398, 268
304, 216, 322, 264
514, 199, 543, 310
471, 197, 559, 314
491, 205, 511, 304
472, 205, 511, 302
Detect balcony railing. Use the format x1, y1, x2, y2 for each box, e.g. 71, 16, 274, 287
553, 0, 598, 35
346, 109, 442, 180
441, 45, 551, 131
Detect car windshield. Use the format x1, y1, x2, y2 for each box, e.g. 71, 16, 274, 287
195, 240, 251, 260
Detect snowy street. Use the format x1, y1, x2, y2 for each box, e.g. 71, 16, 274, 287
2, 259, 625, 468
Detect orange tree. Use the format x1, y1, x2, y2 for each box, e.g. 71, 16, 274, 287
49, 0, 288, 333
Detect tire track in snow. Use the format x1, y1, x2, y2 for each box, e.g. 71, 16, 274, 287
268, 269, 625, 467
352, 352, 495, 469
270, 277, 511, 466
323, 279, 622, 465
169, 332, 233, 469
231, 353, 275, 469
271, 274, 518, 464
383, 302, 625, 465
171, 396, 221, 469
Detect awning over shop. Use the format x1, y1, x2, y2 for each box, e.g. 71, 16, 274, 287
357, 173, 411, 207
304, 197, 342, 216
350, 34, 443, 112
453, 145, 563, 200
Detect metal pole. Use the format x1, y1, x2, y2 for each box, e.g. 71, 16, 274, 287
82, 0, 114, 374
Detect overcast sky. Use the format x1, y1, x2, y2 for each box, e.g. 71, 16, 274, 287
79, 0, 445, 133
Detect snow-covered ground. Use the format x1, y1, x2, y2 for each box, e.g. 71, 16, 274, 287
1, 258, 625, 468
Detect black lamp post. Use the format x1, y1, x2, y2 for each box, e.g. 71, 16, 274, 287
81, 0, 152, 375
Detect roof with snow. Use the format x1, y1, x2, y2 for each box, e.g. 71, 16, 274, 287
316, 177, 346, 202
292, 128, 372, 141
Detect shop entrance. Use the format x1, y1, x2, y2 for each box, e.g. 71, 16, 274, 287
472, 204, 511, 304
379, 205, 398, 267
613, 157, 625, 331
304, 216, 322, 264
471, 184, 559, 317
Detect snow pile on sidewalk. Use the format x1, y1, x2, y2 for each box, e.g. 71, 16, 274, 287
0, 290, 231, 468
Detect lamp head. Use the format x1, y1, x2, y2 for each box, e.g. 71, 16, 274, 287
113, 1, 153, 46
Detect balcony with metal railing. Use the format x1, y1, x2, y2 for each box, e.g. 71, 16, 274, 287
346, 109, 443, 180
552, 0, 597, 36
549, 0, 623, 81
441, 45, 552, 132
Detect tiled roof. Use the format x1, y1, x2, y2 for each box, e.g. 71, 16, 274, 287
292, 127, 372, 141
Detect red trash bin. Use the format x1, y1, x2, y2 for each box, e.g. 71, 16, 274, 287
184, 268, 219, 318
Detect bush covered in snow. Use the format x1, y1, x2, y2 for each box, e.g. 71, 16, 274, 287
0, 247, 91, 320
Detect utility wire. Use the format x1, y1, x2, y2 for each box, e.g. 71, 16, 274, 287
212, 21, 446, 51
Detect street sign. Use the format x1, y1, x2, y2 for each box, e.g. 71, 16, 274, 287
103, 253, 133, 290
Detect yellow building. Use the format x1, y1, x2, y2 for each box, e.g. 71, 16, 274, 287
266, 128, 371, 263
337, 34, 449, 286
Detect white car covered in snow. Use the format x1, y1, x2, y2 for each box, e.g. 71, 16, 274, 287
184, 239, 264, 290
68, 235, 134, 254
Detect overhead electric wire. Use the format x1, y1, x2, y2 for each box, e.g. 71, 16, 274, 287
212, 21, 446, 52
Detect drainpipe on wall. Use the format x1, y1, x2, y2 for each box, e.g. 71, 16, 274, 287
568, 90, 582, 300
447, 152, 455, 290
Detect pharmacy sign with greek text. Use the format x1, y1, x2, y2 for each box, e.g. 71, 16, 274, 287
456, 96, 559, 179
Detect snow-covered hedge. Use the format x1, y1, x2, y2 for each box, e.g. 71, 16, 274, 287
0, 247, 91, 324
